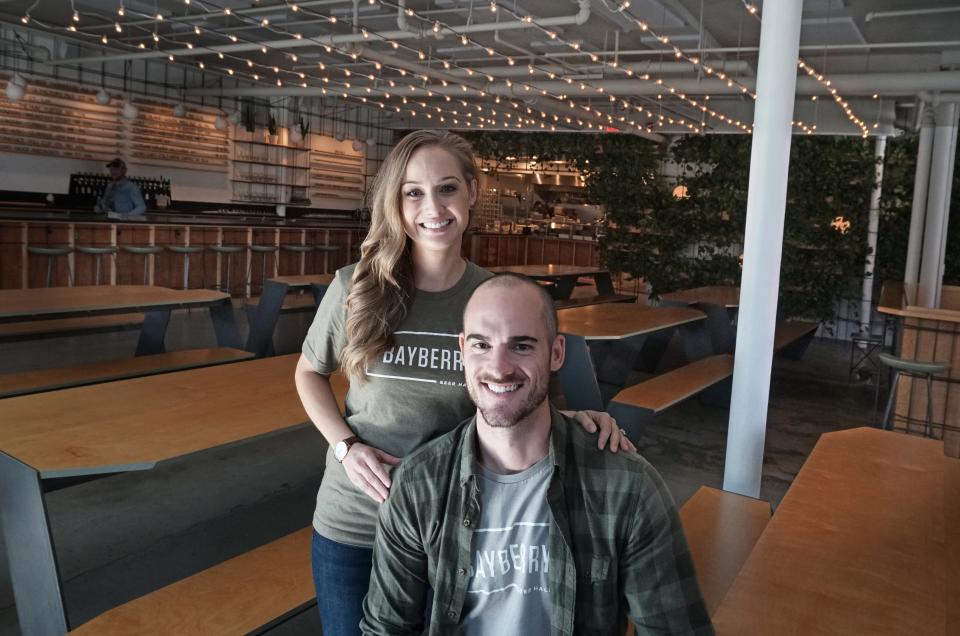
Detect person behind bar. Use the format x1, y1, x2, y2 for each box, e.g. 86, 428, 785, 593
95, 158, 146, 218
361, 274, 713, 636
294, 130, 635, 636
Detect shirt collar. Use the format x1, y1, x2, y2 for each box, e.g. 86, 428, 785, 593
458, 406, 569, 485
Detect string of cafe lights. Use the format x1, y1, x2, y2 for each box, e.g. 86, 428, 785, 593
20, 0, 716, 135
369, 0, 711, 133
740, 1, 872, 137
52, 0, 692, 134
477, 1, 739, 133
279, 0, 666, 134
17, 4, 571, 132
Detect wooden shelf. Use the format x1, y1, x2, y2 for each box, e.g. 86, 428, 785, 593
232, 178, 309, 187
234, 139, 311, 151
233, 158, 310, 169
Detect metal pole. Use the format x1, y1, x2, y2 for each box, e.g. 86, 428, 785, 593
904, 108, 935, 285
860, 136, 886, 336
918, 103, 959, 307
936, 109, 959, 308
723, 0, 804, 498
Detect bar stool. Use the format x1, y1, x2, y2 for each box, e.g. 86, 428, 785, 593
122, 245, 163, 285
315, 244, 342, 274
210, 245, 244, 294
75, 245, 118, 285
248, 244, 278, 294
166, 245, 204, 290
280, 244, 314, 276
878, 352, 951, 438
27, 245, 73, 287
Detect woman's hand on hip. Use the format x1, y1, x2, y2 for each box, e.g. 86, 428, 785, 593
341, 443, 401, 503
564, 410, 638, 453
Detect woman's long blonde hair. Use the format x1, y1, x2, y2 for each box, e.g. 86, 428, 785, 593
340, 130, 479, 382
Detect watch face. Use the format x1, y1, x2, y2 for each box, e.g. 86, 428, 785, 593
334, 440, 348, 462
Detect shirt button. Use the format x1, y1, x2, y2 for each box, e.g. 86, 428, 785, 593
457, 568, 466, 576
462, 518, 471, 527
448, 611, 457, 620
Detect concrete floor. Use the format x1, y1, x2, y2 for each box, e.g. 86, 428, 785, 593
0, 306, 879, 635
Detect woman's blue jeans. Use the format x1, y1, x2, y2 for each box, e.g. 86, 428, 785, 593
312, 530, 373, 636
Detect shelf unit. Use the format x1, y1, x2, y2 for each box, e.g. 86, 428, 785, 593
0, 75, 122, 162
310, 149, 364, 201
231, 137, 311, 206
130, 99, 228, 172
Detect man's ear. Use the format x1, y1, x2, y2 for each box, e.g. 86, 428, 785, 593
550, 334, 565, 372
459, 332, 466, 354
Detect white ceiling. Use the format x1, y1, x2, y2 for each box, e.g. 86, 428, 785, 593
2, 0, 959, 137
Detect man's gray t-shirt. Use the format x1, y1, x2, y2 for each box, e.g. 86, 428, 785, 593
302, 261, 491, 548
461, 455, 554, 635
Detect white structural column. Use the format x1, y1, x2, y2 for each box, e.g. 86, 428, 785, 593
861, 136, 887, 335
904, 108, 936, 285
722, 0, 804, 498
918, 103, 959, 307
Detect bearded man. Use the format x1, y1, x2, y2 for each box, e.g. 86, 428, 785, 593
361, 274, 712, 636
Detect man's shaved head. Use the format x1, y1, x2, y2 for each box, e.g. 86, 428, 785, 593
464, 274, 557, 339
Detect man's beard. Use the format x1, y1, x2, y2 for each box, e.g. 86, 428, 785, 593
466, 371, 549, 429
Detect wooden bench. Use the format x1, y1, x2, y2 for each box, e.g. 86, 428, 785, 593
69, 527, 315, 635
678, 486, 771, 615
773, 320, 819, 360
0, 313, 145, 342
607, 354, 734, 440
555, 293, 637, 309
246, 293, 318, 315
0, 348, 254, 399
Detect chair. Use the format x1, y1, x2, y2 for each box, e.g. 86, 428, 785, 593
27, 246, 74, 287
75, 245, 118, 285
314, 245, 342, 274
248, 244, 279, 294
121, 245, 163, 285
165, 245, 204, 290
878, 352, 951, 438
210, 245, 244, 294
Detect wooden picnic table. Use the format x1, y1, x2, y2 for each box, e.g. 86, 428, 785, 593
245, 274, 335, 357
712, 427, 957, 635
487, 264, 615, 300
0, 285, 240, 355
556, 304, 709, 411
661, 285, 741, 308
0, 354, 346, 634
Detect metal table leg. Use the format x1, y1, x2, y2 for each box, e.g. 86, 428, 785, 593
208, 298, 242, 349
0, 453, 69, 635
556, 334, 604, 411
245, 280, 290, 357
135, 309, 171, 355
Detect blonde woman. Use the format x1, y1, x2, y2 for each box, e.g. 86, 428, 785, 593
294, 130, 632, 635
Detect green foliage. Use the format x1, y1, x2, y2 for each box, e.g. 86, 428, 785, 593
878, 135, 960, 286
465, 129, 959, 321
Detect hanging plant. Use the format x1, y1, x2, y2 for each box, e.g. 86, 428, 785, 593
267, 111, 278, 137
241, 98, 255, 132
299, 116, 310, 139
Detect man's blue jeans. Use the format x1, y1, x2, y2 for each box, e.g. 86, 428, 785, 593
312, 530, 373, 636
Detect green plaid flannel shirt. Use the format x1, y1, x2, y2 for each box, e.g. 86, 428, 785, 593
361, 408, 714, 635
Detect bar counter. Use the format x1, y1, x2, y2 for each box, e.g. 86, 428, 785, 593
1, 205, 604, 293
0, 206, 363, 293
878, 282, 960, 457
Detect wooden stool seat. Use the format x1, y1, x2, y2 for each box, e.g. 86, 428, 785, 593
878, 352, 951, 437
281, 245, 314, 253
76, 246, 118, 285
165, 245, 204, 290
209, 246, 244, 294
27, 245, 74, 287
121, 246, 163, 285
